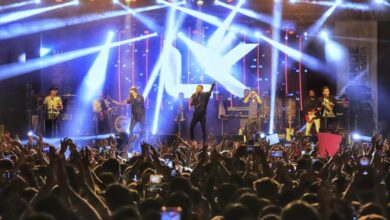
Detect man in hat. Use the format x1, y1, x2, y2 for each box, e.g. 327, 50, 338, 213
125, 86, 146, 140
43, 87, 63, 137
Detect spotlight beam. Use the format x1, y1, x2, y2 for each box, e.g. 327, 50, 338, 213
67, 32, 114, 136
214, 0, 293, 29
0, 0, 78, 25
208, 0, 244, 48
0, 0, 37, 11
269, 0, 283, 133
0, 3, 173, 41
178, 33, 258, 97
304, 2, 340, 45
293, 0, 370, 10
151, 6, 184, 134
0, 33, 158, 81
158, 0, 324, 74
159, 0, 223, 26
142, 12, 186, 99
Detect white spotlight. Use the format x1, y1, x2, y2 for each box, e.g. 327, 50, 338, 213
196, 0, 204, 6
254, 31, 261, 38
374, 0, 384, 4
320, 30, 329, 41
289, 0, 296, 4
35, 0, 41, 4
352, 133, 360, 140
107, 31, 115, 39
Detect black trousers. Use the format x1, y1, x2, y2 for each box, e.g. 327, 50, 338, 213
189, 113, 206, 142
45, 119, 59, 137
129, 115, 145, 139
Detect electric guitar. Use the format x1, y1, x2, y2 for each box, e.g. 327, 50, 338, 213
305, 109, 320, 123
285, 116, 294, 141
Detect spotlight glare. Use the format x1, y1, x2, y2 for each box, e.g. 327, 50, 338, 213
35, 0, 41, 3
107, 31, 115, 40
352, 133, 360, 140
320, 30, 329, 40
196, 0, 204, 6
375, 0, 384, 4
40, 47, 51, 57
259, 132, 266, 139
27, 131, 34, 137
254, 31, 261, 38
290, 0, 296, 3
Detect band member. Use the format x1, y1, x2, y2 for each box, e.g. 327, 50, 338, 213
189, 82, 215, 143
304, 90, 321, 136
243, 88, 263, 135
239, 89, 251, 131
43, 87, 63, 137
93, 92, 112, 134
239, 88, 250, 106
318, 86, 336, 130
174, 92, 187, 137
126, 87, 146, 140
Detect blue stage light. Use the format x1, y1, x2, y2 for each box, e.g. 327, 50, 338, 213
0, 0, 78, 25
352, 133, 371, 141
269, 0, 282, 134
66, 31, 115, 136
0, 1, 38, 11
151, 7, 185, 135
320, 30, 329, 41
0, 33, 157, 81
40, 48, 51, 57
0, 2, 168, 41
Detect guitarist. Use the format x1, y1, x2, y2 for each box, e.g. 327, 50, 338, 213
304, 90, 321, 136
93, 92, 113, 134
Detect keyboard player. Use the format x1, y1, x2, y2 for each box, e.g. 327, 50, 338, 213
243, 88, 263, 135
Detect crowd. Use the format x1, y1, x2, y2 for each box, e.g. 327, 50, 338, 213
1, 129, 390, 220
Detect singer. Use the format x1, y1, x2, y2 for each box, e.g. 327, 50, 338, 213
189, 82, 215, 143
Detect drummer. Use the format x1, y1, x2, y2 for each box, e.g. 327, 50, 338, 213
43, 87, 63, 137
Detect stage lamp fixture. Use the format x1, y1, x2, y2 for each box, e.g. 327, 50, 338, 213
197, 0, 204, 6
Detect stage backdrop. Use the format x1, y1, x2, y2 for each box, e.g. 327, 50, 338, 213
335, 21, 378, 132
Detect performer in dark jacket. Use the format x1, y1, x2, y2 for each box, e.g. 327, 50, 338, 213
189, 82, 215, 143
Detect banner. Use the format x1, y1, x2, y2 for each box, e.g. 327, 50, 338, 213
317, 132, 342, 157
334, 21, 378, 128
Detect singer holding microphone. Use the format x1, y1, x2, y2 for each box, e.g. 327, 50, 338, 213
43, 87, 63, 137
189, 82, 215, 143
